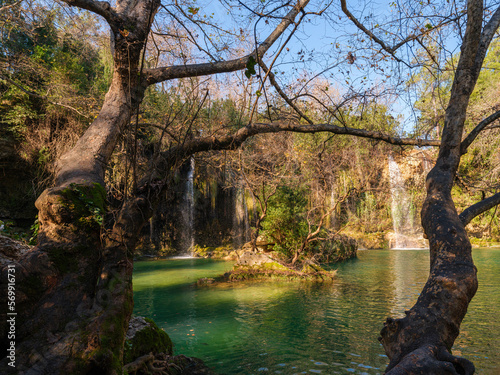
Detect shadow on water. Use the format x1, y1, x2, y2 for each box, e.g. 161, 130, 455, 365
133, 249, 500, 375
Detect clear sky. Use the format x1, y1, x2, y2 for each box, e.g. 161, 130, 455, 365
153, 0, 470, 136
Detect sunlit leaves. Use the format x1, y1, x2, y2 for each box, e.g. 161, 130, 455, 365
244, 55, 257, 79
188, 7, 199, 15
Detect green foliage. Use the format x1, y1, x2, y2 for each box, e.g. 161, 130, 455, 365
0, 4, 111, 188
29, 217, 39, 245
244, 56, 257, 78
262, 186, 310, 258
0, 219, 31, 242
61, 183, 106, 228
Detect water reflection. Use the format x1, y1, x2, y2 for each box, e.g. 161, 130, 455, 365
388, 250, 429, 317
133, 249, 500, 375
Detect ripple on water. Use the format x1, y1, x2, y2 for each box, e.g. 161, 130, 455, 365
133, 249, 500, 375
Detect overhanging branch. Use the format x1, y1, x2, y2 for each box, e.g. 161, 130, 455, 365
161, 121, 440, 167
144, 0, 310, 85
461, 108, 500, 154
60, 0, 120, 31
459, 192, 500, 226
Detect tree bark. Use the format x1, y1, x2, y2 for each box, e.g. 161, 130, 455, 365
379, 1, 500, 373
0, 1, 159, 373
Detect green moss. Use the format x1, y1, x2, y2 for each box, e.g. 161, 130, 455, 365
85, 300, 132, 372
60, 182, 106, 230
123, 317, 173, 365
209, 262, 336, 283
244, 261, 290, 272
193, 244, 234, 259
82, 283, 133, 373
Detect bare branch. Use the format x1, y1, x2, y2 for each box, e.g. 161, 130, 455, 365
259, 60, 314, 124
144, 0, 310, 85
292, 188, 354, 265
340, 0, 463, 65
459, 192, 500, 226
461, 108, 500, 154
160, 121, 439, 169
0, 1, 21, 12
60, 0, 120, 30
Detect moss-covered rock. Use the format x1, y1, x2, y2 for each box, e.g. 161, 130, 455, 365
198, 251, 336, 284
123, 317, 215, 375
192, 245, 237, 259
124, 316, 173, 365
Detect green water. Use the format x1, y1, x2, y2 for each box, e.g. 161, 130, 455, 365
133, 249, 500, 374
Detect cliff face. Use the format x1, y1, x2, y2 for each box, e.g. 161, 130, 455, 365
135, 160, 251, 256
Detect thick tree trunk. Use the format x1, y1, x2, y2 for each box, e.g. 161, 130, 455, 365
0, 2, 156, 372
378, 1, 498, 373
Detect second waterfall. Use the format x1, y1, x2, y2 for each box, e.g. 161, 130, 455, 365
388, 154, 428, 249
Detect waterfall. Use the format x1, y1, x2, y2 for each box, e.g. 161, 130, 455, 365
388, 155, 425, 249
180, 158, 195, 254
243, 194, 250, 242
233, 186, 250, 247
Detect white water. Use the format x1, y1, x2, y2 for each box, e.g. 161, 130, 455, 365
388, 155, 425, 249
180, 158, 195, 254
168, 255, 196, 259
233, 186, 250, 247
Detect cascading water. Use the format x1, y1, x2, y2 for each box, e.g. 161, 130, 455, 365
388, 155, 426, 249
180, 158, 195, 254
233, 187, 249, 248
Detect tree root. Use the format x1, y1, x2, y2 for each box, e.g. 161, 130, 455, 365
123, 352, 209, 375
385, 344, 475, 375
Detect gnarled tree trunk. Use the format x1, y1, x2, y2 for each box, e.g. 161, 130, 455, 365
0, 1, 158, 373
379, 1, 500, 373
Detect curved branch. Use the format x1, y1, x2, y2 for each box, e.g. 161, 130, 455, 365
340, 0, 459, 61
461, 108, 500, 154
258, 61, 314, 124
459, 192, 500, 226
144, 0, 310, 85
161, 121, 439, 166
60, 0, 120, 30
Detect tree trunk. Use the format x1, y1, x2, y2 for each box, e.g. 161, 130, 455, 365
378, 1, 496, 373
0, 4, 154, 372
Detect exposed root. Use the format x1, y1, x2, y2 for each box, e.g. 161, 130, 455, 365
123, 352, 212, 375
385, 344, 475, 375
